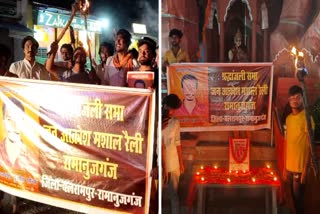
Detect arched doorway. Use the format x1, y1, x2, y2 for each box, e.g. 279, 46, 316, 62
224, 0, 252, 62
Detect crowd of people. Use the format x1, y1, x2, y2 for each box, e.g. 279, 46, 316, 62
3, 31, 158, 87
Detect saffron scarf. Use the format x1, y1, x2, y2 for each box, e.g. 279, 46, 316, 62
112, 53, 134, 72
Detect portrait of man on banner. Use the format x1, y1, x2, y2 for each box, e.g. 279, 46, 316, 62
174, 73, 208, 118
134, 79, 146, 89
0, 97, 38, 175
127, 71, 154, 89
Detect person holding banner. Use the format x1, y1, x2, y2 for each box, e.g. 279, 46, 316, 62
8, 36, 51, 80
174, 74, 208, 118
136, 36, 160, 213
137, 37, 158, 89
138, 37, 157, 71
162, 94, 184, 214
284, 85, 314, 214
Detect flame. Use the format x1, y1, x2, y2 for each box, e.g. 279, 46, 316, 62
291, 47, 304, 69
79, 31, 89, 51
79, 0, 90, 13
298, 51, 304, 57
84, 0, 90, 12
291, 47, 297, 56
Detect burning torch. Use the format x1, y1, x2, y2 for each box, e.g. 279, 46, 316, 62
291, 47, 308, 81
291, 47, 318, 177
78, 0, 93, 71
47, 2, 79, 55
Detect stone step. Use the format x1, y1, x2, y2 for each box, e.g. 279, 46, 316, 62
181, 130, 273, 146
194, 142, 276, 161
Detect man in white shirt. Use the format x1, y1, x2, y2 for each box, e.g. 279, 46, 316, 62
104, 29, 139, 87
162, 94, 184, 214
9, 36, 50, 80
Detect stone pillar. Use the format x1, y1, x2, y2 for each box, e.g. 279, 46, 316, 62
263, 29, 268, 62
219, 21, 225, 62
251, 20, 257, 62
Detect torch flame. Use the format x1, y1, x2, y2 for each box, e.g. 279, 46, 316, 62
291, 47, 297, 56
298, 51, 304, 57
291, 47, 305, 69
83, 0, 90, 12
78, 0, 90, 15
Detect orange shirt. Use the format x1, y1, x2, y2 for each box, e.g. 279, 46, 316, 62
285, 110, 314, 173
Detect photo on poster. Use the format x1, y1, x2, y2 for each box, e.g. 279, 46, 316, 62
127, 71, 154, 89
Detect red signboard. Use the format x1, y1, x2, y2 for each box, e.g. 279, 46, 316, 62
229, 138, 250, 172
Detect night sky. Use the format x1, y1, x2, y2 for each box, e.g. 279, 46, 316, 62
33, 0, 159, 39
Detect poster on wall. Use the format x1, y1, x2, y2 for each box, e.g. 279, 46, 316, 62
0, 77, 155, 214
167, 63, 273, 132
229, 138, 250, 172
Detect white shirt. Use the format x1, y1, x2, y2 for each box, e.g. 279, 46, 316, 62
9, 59, 50, 80
103, 56, 139, 87
162, 117, 181, 172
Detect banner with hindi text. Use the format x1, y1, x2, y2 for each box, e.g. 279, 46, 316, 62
0, 77, 155, 214
167, 63, 273, 132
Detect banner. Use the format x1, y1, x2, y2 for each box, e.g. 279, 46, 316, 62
0, 77, 155, 214
167, 63, 273, 131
